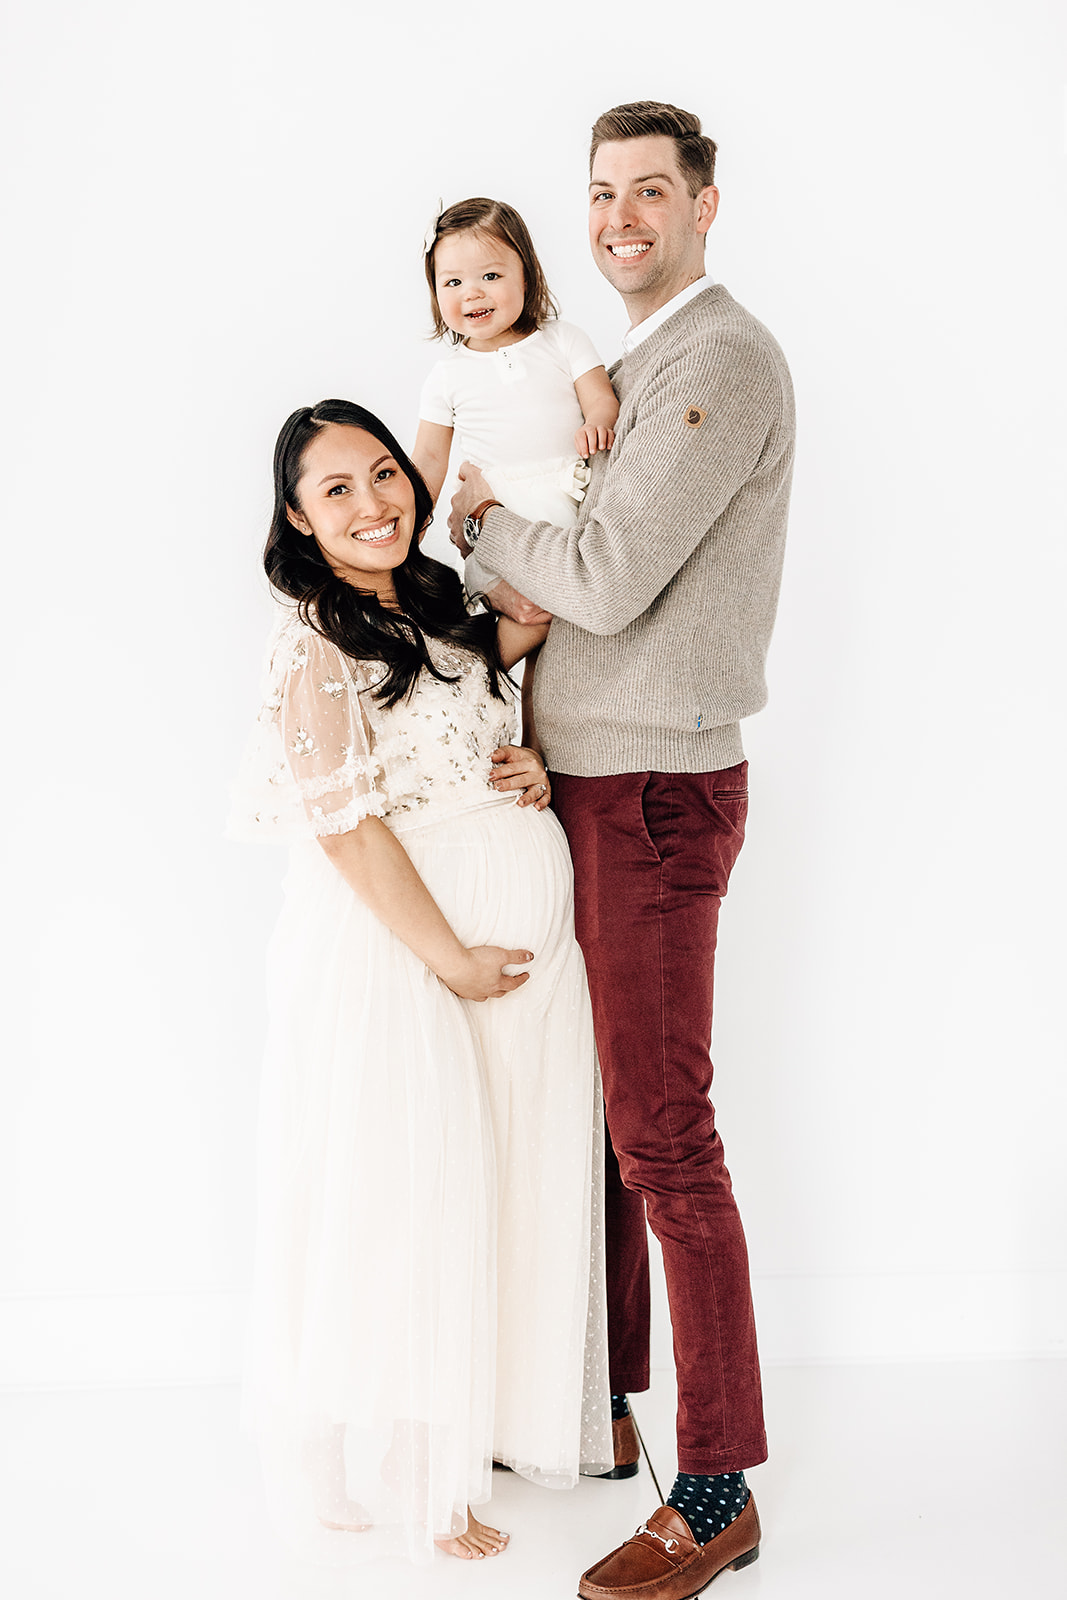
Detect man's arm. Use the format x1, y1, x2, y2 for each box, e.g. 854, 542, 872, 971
453, 327, 786, 635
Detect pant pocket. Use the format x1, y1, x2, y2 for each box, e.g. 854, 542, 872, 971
636, 775, 665, 864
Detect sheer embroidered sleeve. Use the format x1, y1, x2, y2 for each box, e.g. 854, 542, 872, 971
279, 630, 386, 835
229, 618, 387, 842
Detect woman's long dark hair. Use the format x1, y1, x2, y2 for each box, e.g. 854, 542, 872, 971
264, 399, 508, 708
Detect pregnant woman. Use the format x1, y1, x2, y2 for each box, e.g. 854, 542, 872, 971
231, 399, 611, 1565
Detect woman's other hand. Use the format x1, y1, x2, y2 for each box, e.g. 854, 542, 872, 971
444, 946, 534, 1002
486, 579, 553, 628
490, 745, 551, 809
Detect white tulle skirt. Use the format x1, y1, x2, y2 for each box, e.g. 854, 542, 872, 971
244, 798, 612, 1566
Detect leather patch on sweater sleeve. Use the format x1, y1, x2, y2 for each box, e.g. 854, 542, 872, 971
683, 404, 707, 429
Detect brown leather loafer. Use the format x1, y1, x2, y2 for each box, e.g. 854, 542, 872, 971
577, 1496, 760, 1600
595, 1412, 641, 1480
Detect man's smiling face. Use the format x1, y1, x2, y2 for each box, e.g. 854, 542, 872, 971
588, 134, 719, 322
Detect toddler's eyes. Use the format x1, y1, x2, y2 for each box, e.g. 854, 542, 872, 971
442, 277, 461, 288
483, 272, 500, 281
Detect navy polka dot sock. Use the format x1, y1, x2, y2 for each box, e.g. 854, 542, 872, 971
610, 1394, 631, 1421
666, 1471, 749, 1545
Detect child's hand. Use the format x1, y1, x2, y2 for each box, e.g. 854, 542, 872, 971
573, 366, 619, 459
574, 422, 615, 458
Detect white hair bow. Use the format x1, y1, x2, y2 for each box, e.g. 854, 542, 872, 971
423, 197, 444, 256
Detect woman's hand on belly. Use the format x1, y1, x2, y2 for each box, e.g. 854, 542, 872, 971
442, 945, 534, 1002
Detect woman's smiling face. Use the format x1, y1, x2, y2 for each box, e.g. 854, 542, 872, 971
287, 423, 417, 598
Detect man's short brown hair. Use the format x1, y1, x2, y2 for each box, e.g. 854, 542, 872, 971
589, 101, 717, 197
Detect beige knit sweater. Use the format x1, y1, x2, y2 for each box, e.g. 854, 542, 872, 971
475, 283, 795, 777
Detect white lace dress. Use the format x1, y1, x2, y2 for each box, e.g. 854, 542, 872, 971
232, 607, 612, 1565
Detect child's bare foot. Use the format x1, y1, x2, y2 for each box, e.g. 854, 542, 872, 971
435, 1509, 510, 1559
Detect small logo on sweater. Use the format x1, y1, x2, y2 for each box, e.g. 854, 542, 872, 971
684, 405, 707, 429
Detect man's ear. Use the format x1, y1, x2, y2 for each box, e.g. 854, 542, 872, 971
286, 503, 312, 536
696, 184, 720, 237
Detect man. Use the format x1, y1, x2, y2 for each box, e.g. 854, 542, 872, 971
450, 100, 794, 1598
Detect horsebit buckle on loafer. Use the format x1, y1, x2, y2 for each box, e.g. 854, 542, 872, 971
636, 1523, 679, 1553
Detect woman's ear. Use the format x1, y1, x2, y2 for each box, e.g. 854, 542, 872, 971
286, 503, 312, 537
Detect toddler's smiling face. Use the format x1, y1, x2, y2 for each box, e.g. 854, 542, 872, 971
433, 230, 527, 352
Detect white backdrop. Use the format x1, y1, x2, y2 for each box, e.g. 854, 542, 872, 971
2, 0, 1064, 1389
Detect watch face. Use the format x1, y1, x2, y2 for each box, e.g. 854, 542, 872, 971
463, 514, 479, 545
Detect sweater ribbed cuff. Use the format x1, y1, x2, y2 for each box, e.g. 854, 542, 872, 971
544, 720, 745, 779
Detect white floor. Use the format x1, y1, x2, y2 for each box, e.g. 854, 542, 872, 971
2, 1359, 1064, 1599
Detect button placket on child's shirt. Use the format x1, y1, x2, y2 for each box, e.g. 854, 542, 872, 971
496, 346, 527, 386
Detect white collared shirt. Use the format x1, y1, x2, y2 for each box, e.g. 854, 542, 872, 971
620, 275, 716, 356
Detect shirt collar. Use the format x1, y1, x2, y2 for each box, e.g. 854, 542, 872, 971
620, 276, 715, 356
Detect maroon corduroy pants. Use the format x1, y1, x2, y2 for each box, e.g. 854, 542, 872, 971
552, 765, 767, 1473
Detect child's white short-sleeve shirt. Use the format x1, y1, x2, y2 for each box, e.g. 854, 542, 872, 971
418, 320, 603, 470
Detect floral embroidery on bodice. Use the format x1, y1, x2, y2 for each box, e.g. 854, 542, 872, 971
230, 607, 517, 842
360, 637, 517, 833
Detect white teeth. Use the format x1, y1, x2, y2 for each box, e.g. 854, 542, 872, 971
609, 242, 652, 257
354, 520, 396, 543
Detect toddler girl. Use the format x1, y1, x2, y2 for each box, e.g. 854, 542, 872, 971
413, 198, 619, 740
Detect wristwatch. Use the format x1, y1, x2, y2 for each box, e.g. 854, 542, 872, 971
462, 499, 502, 548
